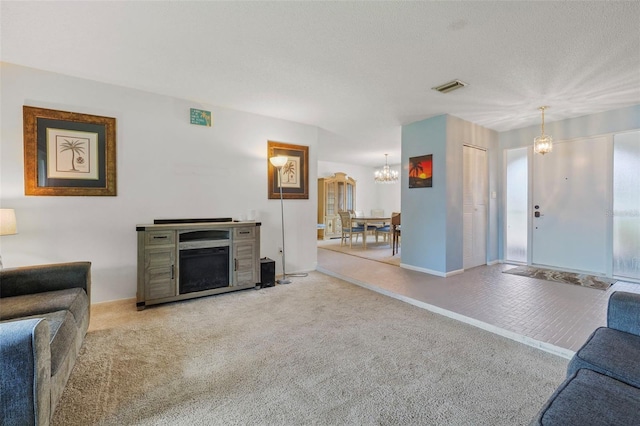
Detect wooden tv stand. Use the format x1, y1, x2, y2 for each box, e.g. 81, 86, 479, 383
136, 220, 260, 310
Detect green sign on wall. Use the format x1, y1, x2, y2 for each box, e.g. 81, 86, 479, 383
190, 108, 212, 127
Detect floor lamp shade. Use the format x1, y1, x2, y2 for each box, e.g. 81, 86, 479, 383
269, 156, 288, 168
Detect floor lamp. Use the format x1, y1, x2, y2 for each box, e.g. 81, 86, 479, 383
270, 156, 291, 284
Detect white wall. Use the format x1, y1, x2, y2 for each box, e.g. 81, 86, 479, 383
500, 105, 640, 150
318, 160, 401, 216
0, 63, 319, 302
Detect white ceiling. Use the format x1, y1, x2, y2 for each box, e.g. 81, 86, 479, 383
2, 1, 639, 167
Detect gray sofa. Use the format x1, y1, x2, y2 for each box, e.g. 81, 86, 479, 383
531, 291, 640, 425
0, 262, 91, 426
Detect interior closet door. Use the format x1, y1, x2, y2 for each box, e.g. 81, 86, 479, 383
531, 136, 610, 274
463, 145, 488, 269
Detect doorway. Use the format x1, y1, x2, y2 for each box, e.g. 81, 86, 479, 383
505, 130, 640, 280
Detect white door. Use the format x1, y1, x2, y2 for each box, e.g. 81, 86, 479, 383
532, 136, 610, 274
463, 145, 488, 269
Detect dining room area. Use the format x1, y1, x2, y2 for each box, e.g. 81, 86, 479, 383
317, 161, 402, 267
317, 210, 401, 266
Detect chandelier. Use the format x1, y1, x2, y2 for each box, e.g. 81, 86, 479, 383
533, 106, 553, 155
374, 154, 399, 184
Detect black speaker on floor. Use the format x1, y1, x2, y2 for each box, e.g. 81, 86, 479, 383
259, 257, 275, 288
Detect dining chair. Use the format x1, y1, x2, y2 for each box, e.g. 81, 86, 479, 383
370, 209, 389, 243
391, 212, 401, 255
354, 210, 377, 236
338, 211, 365, 248
375, 223, 391, 244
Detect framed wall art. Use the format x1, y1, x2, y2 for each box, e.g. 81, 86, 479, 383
409, 154, 433, 188
23, 106, 116, 196
267, 140, 309, 199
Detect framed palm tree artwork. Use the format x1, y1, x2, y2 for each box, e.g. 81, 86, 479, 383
267, 140, 309, 199
409, 154, 433, 188
23, 106, 116, 196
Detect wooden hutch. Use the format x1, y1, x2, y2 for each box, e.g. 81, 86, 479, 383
317, 172, 356, 240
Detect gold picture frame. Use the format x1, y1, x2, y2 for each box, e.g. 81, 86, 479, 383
267, 140, 309, 199
23, 106, 116, 196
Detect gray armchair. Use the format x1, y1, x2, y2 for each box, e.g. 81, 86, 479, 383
0, 262, 91, 426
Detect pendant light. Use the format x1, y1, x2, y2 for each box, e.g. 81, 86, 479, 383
534, 106, 553, 155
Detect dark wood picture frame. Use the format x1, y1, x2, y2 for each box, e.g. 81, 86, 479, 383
267, 140, 309, 199
23, 106, 116, 196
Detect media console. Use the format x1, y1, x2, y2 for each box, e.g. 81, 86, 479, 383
136, 220, 261, 310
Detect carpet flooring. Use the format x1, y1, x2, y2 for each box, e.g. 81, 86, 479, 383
52, 272, 566, 425
503, 266, 616, 291
318, 237, 400, 267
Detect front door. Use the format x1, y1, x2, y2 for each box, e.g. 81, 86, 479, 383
531, 136, 610, 274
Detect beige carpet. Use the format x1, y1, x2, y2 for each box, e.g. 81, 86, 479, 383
52, 272, 566, 425
318, 237, 401, 266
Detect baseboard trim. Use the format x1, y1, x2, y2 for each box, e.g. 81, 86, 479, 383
400, 264, 464, 278
91, 297, 136, 307
316, 266, 575, 360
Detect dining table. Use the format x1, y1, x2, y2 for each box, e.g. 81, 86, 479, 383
356, 216, 391, 249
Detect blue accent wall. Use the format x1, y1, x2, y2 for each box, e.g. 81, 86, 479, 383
401, 115, 448, 272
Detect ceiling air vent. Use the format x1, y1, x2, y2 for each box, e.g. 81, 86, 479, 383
431, 79, 468, 93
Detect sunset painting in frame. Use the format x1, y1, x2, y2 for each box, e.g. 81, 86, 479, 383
409, 154, 432, 188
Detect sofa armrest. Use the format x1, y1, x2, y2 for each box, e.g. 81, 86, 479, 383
607, 291, 640, 336
0, 262, 91, 302
0, 319, 52, 426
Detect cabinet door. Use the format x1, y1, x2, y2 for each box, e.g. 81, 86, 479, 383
234, 241, 257, 286
324, 215, 335, 237
144, 247, 176, 300
346, 183, 354, 211
337, 181, 345, 211
324, 214, 341, 238
326, 181, 336, 216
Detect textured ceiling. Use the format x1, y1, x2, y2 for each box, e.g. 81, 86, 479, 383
2, 1, 639, 166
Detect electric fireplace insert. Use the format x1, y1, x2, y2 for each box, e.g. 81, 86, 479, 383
178, 229, 231, 294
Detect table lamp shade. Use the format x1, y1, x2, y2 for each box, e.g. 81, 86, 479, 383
0, 209, 17, 236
